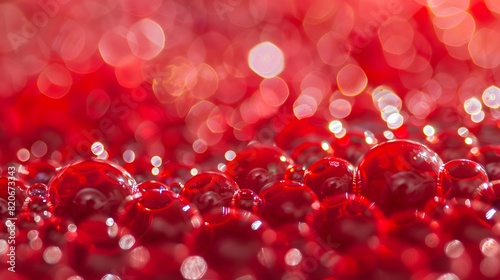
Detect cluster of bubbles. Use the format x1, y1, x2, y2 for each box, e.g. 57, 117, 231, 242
3, 0, 500, 166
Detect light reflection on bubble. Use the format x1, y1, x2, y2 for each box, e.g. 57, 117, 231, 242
471, 110, 485, 123
225, 150, 236, 161
284, 248, 302, 266
424, 233, 440, 248
387, 113, 404, 129
248, 42, 285, 78
91, 142, 105, 156
335, 128, 347, 139
464, 97, 482, 115
293, 95, 317, 119
423, 125, 436, 137
118, 234, 136, 250
482, 85, 500, 108
445, 239, 464, 258
128, 246, 151, 269
337, 64, 367, 96
31, 140, 48, 158
383, 130, 395, 139
101, 274, 121, 280
480, 238, 499, 257
151, 167, 159, 176
193, 139, 208, 154
457, 127, 469, 137
364, 131, 377, 145
180, 256, 207, 280
437, 273, 459, 280
150, 156, 162, 167
328, 120, 343, 134
329, 98, 352, 119
381, 105, 399, 122
123, 150, 136, 163
372, 86, 402, 111
17, 148, 30, 162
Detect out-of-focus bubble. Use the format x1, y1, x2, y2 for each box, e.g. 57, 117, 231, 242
57, 20, 86, 62
91, 142, 105, 156
317, 32, 350, 66
259, 77, 289, 107
301, 72, 330, 95
375, 92, 402, 112
387, 112, 404, 129
329, 98, 352, 119
123, 150, 136, 163
31, 140, 48, 158
423, 125, 436, 137
152, 63, 194, 103
405, 90, 435, 119
444, 239, 464, 258
99, 26, 133, 67
17, 148, 30, 162
293, 95, 317, 119
486, 0, 500, 14
284, 248, 302, 266
328, 120, 343, 134
464, 97, 482, 115
248, 41, 285, 78
480, 238, 500, 257
127, 18, 165, 60
37, 63, 73, 99
180, 256, 207, 280
383, 130, 395, 139
189, 63, 219, 99
43, 246, 62, 264
428, 0, 469, 17
378, 16, 414, 55
469, 28, 500, 69
432, 9, 468, 30
483, 85, 500, 108
440, 12, 475, 47
301, 87, 324, 105
437, 273, 459, 280
193, 139, 208, 154
337, 64, 367, 96
381, 105, 399, 122
471, 110, 485, 123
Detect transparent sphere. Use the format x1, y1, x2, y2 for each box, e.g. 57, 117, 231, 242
355, 140, 443, 215
48, 159, 136, 223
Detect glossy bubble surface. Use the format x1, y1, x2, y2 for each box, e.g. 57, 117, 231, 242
355, 140, 443, 215
48, 159, 136, 223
